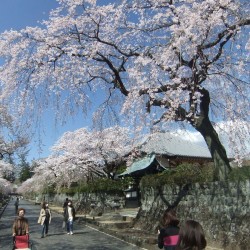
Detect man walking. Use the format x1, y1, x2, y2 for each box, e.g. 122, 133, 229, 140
14, 197, 19, 215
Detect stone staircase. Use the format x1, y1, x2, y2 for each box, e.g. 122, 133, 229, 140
75, 208, 157, 249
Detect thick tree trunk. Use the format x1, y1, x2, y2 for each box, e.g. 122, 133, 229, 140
193, 88, 231, 181
195, 116, 231, 181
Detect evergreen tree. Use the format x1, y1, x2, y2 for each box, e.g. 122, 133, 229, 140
18, 152, 32, 183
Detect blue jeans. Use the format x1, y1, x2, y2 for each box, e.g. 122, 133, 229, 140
41, 219, 49, 236
66, 219, 73, 233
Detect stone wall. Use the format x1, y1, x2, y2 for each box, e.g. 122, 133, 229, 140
48, 192, 125, 215
133, 180, 250, 250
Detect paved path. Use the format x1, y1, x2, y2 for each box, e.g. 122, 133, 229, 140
0, 199, 144, 250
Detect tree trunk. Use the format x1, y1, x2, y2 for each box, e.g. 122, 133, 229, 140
195, 116, 231, 181
194, 88, 232, 181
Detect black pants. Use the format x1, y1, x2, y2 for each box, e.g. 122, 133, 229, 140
15, 205, 18, 214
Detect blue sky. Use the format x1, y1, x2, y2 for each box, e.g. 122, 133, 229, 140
0, 0, 219, 163
0, 0, 58, 31
1, 1, 247, 163
0, 0, 91, 162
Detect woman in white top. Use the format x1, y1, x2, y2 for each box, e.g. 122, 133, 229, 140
63, 200, 76, 235
38, 202, 52, 238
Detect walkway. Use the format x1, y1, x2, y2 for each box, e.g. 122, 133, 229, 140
0, 199, 144, 250
47, 203, 222, 250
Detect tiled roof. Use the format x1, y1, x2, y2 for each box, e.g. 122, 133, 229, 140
139, 132, 211, 158
119, 154, 155, 176
119, 133, 212, 177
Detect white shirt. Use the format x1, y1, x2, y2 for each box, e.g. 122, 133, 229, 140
68, 207, 73, 221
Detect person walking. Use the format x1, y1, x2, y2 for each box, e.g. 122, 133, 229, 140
63, 199, 76, 235
176, 220, 207, 250
14, 197, 19, 215
12, 208, 29, 236
158, 209, 180, 250
38, 202, 52, 238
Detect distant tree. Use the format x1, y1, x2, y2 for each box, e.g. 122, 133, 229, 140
2, 169, 15, 183
0, 0, 249, 180
29, 160, 39, 174
52, 126, 131, 179
0, 160, 14, 192
0, 177, 12, 194
18, 153, 32, 183
19, 126, 132, 191
19, 166, 32, 183
0, 104, 30, 166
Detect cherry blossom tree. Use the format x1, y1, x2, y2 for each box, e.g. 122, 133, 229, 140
0, 160, 13, 177
17, 175, 43, 195
51, 126, 131, 178
0, 107, 23, 187
0, 160, 14, 194
0, 0, 249, 180
0, 177, 12, 195
23, 126, 132, 191
0, 103, 29, 164
0, 135, 29, 162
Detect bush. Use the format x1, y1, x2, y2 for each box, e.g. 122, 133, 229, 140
60, 186, 77, 196
60, 177, 134, 195
42, 184, 56, 195
58, 165, 250, 194
171, 163, 214, 184
228, 165, 250, 181
141, 163, 214, 188
141, 163, 250, 188
80, 177, 134, 193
